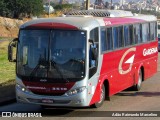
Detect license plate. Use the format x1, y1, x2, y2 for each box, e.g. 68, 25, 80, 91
42, 99, 54, 103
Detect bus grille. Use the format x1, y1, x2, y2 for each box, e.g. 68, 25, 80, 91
32, 91, 64, 96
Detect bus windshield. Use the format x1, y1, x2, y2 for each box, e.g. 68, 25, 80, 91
17, 29, 86, 81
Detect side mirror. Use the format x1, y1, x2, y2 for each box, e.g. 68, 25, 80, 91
8, 38, 18, 62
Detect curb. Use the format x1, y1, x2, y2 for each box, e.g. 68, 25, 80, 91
0, 98, 16, 106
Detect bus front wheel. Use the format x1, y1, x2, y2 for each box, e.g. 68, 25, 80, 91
92, 84, 105, 108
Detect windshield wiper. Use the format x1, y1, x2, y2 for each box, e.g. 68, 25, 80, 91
29, 58, 48, 79
50, 60, 69, 83
29, 59, 69, 83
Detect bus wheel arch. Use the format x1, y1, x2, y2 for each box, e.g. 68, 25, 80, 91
92, 79, 110, 108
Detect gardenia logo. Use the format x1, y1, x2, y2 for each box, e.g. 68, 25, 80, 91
143, 47, 157, 56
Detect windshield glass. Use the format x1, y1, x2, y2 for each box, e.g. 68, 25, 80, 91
17, 30, 86, 81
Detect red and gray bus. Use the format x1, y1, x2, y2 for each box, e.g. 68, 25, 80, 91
8, 10, 158, 108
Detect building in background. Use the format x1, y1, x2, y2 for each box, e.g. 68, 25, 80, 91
120, 0, 125, 6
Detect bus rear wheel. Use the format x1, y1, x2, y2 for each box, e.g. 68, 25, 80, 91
133, 70, 143, 91
93, 84, 105, 108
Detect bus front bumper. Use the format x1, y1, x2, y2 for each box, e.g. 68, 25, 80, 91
16, 86, 89, 107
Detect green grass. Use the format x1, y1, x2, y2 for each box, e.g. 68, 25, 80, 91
0, 40, 15, 84
0, 38, 12, 41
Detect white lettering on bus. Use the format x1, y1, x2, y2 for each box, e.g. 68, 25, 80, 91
26, 86, 46, 90
104, 21, 111, 25
119, 47, 136, 75
143, 47, 157, 56
52, 87, 67, 91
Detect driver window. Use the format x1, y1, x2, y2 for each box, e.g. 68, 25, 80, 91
89, 27, 99, 68
89, 27, 99, 78
90, 27, 98, 42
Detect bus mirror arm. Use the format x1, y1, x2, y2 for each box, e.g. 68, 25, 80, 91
8, 38, 18, 62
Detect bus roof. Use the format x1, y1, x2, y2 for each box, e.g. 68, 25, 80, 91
20, 17, 100, 30
20, 10, 157, 30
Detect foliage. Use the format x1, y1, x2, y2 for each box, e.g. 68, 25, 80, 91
0, 40, 15, 84
54, 4, 72, 12
0, 0, 10, 17
105, 2, 109, 9
0, 0, 43, 18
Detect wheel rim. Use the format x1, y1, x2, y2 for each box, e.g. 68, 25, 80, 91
138, 71, 142, 87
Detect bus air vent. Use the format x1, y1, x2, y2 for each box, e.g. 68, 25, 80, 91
66, 10, 133, 18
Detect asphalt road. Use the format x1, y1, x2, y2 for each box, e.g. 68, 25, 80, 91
0, 53, 160, 120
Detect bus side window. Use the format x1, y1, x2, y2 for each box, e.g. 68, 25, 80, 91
113, 27, 118, 49
100, 27, 113, 52
118, 26, 124, 47
142, 23, 149, 42
106, 27, 113, 50
124, 25, 129, 46
129, 25, 134, 45
101, 28, 107, 52
150, 22, 156, 41
133, 24, 141, 44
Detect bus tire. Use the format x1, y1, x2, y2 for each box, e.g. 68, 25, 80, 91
133, 70, 143, 91
93, 84, 105, 108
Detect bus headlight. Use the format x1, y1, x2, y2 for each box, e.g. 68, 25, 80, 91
16, 84, 30, 93
65, 86, 86, 96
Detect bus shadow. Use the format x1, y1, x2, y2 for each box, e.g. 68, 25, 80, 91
0, 80, 16, 105
41, 108, 73, 116
40, 106, 93, 117
116, 91, 160, 97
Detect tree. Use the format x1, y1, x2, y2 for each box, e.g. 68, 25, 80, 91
2, 0, 43, 18
26, 0, 44, 17
105, 2, 109, 9
4, 0, 27, 18
54, 4, 72, 12
0, 0, 10, 17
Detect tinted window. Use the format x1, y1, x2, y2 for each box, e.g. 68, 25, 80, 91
113, 26, 123, 49
90, 27, 99, 42
133, 24, 141, 43
124, 26, 129, 46
101, 28, 107, 52
129, 25, 134, 45
118, 26, 124, 47
106, 27, 113, 50
113, 27, 118, 49
142, 23, 149, 42
150, 22, 156, 40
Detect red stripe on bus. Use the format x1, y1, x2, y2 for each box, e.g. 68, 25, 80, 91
26, 22, 78, 29
103, 18, 145, 26
22, 81, 75, 94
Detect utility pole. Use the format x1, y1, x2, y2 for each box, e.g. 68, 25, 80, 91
48, 0, 50, 18
86, 0, 90, 10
